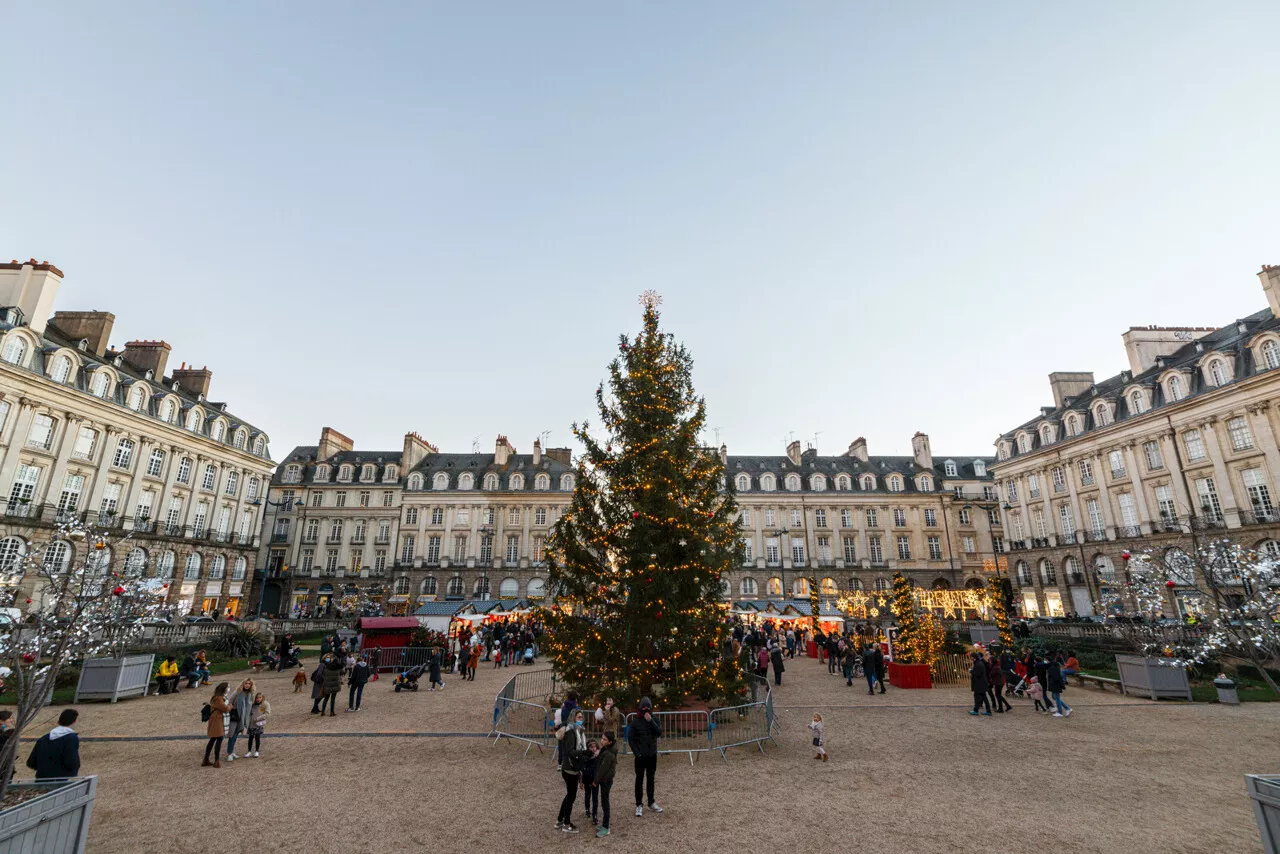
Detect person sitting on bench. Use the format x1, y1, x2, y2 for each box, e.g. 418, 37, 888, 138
180, 653, 202, 689
1061, 651, 1080, 677
155, 655, 181, 694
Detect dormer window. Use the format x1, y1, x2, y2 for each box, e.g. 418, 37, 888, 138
861, 474, 876, 490
1167, 374, 1185, 402
361, 464, 376, 482
315, 465, 331, 483
1262, 339, 1280, 371
760, 473, 776, 492
560, 474, 574, 490
337, 464, 353, 482
383, 465, 398, 482
835, 474, 850, 491
918, 475, 932, 491
1, 336, 26, 366
1040, 425, 1054, 445
944, 460, 957, 477
735, 474, 750, 490
1129, 389, 1146, 415
458, 472, 474, 490
1093, 403, 1112, 427
1208, 358, 1228, 387
432, 472, 448, 490
887, 475, 903, 492
784, 473, 801, 491
0, 308, 23, 327
283, 464, 302, 484
810, 474, 827, 491
973, 460, 986, 477
1065, 414, 1080, 436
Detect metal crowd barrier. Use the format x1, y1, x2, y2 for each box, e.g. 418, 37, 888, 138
490, 669, 561, 755
365, 646, 433, 673
621, 710, 712, 766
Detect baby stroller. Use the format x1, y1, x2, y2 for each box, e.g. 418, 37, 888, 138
394, 662, 428, 692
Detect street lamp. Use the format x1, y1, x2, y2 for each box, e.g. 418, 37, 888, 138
250, 497, 304, 617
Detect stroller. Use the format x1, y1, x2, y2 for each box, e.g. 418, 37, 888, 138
394, 662, 428, 692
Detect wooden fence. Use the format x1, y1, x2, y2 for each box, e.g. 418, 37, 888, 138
930, 653, 971, 686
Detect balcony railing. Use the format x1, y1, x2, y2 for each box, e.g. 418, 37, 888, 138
375, 536, 391, 545
1239, 509, 1279, 526
1082, 529, 1107, 543
302, 535, 318, 544
1009, 541, 1028, 551
1030, 538, 1050, 549
1191, 516, 1227, 532
1154, 517, 1184, 533
270, 533, 290, 544
1059, 532, 1076, 545
1053, 483, 1066, 493
350, 536, 366, 545
1115, 525, 1143, 538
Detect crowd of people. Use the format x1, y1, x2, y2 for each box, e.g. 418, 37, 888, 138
968, 647, 1080, 719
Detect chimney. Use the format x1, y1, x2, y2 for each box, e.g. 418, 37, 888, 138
911, 431, 933, 471
532, 439, 542, 466
1260, 265, 1280, 317
846, 437, 868, 462
1047, 372, 1096, 409
318, 426, 354, 460
401, 432, 436, 470
546, 447, 572, 466
123, 340, 171, 378
494, 435, 515, 466
48, 310, 115, 357
0, 260, 63, 334
786, 440, 802, 465
1121, 326, 1219, 376
171, 363, 212, 399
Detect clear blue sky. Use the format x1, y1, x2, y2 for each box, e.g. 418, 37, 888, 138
4, 2, 1279, 461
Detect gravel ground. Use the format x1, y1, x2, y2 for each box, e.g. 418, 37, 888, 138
9, 653, 1270, 853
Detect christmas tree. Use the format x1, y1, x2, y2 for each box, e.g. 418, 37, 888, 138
542, 293, 742, 705
988, 576, 1014, 648
889, 572, 924, 663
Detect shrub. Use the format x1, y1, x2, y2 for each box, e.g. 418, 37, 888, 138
210, 625, 268, 658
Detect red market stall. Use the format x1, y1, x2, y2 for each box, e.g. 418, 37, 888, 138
357, 616, 419, 651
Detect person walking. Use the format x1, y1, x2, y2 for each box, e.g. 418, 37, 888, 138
1026, 675, 1047, 712
807, 713, 828, 761
203, 682, 232, 767
595, 731, 618, 838
628, 696, 663, 817
968, 652, 992, 716
277, 632, 294, 672
347, 653, 370, 712
1047, 656, 1073, 718
841, 642, 857, 687
226, 678, 255, 760
26, 709, 80, 779
467, 641, 481, 681
428, 647, 444, 691
309, 658, 326, 714
755, 645, 769, 680
988, 654, 1012, 712
245, 691, 270, 757
320, 653, 344, 716
769, 640, 785, 686
861, 644, 878, 694
873, 643, 887, 694
555, 709, 588, 833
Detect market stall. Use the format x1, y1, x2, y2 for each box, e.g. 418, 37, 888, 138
356, 616, 419, 650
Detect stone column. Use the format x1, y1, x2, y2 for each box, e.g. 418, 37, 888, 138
1200, 419, 1241, 526
44, 414, 86, 510
1156, 432, 1194, 519
85, 426, 125, 515
122, 436, 157, 526
1246, 403, 1280, 500
1121, 443, 1153, 534
1094, 454, 1117, 535
0, 399, 38, 493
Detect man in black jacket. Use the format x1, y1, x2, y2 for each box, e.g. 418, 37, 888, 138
347, 652, 371, 711
627, 697, 663, 817
27, 709, 81, 779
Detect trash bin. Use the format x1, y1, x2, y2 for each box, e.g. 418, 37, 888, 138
1246, 775, 1280, 854
1214, 675, 1240, 705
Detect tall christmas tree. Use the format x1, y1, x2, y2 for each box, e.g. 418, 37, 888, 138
889, 572, 923, 663
542, 293, 742, 705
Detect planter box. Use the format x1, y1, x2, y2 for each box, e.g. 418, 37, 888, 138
0, 776, 96, 854
888, 661, 933, 689
75, 654, 155, 703
1115, 654, 1192, 701
1246, 775, 1280, 854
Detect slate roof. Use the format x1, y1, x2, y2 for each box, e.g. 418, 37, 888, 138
727, 450, 994, 495
413, 602, 468, 617
997, 307, 1280, 457
271, 446, 575, 491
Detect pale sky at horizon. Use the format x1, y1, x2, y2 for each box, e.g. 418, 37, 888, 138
4, 3, 1280, 462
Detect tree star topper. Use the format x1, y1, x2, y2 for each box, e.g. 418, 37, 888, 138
639, 289, 663, 309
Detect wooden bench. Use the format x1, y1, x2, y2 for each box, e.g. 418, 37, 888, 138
1074, 673, 1124, 693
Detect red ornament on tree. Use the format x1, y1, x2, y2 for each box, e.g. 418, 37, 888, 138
112, 585, 125, 596
24, 599, 30, 604
655, 610, 663, 619
632, 511, 640, 519
20, 653, 35, 663
1166, 579, 1176, 588
1121, 550, 1132, 562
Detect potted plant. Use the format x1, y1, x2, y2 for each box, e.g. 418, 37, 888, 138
0, 518, 166, 852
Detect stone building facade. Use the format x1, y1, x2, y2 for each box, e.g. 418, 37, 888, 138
257, 429, 573, 616
992, 266, 1280, 618
0, 261, 274, 616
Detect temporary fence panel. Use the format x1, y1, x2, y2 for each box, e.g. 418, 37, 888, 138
930, 654, 970, 687
490, 669, 560, 756
709, 701, 776, 758
622, 710, 711, 766
364, 647, 434, 673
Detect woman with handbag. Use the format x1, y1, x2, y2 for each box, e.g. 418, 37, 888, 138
555, 709, 588, 833
225, 678, 255, 760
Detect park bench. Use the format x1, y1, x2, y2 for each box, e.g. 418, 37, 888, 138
1074, 673, 1124, 693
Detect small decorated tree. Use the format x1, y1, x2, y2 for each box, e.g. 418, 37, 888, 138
988, 576, 1014, 647
808, 575, 820, 636
915, 612, 947, 670
0, 520, 166, 798
889, 573, 924, 662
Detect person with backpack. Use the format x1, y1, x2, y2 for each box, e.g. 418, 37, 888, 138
628, 696, 663, 817
202, 682, 232, 767
27, 709, 80, 779
555, 709, 588, 834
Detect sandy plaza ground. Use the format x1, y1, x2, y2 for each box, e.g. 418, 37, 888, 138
11, 652, 1274, 854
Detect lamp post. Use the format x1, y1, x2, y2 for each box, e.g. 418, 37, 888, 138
250, 497, 304, 617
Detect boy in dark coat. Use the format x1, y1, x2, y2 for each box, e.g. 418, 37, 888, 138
27, 709, 81, 779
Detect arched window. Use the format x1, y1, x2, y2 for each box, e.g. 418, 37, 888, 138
51, 356, 71, 384
157, 551, 175, 579
44, 541, 72, 574
1261, 540, 1280, 557
1, 335, 26, 366
735, 474, 750, 491
91, 371, 110, 398
394, 576, 410, 595
767, 577, 783, 597
184, 553, 202, 579
1164, 548, 1195, 585
338, 465, 353, 482
0, 537, 25, 576
760, 474, 776, 492
1039, 559, 1057, 586
1167, 375, 1184, 402
560, 474, 574, 491
233, 429, 246, 449
232, 556, 246, 580
1064, 554, 1083, 583
421, 576, 437, 595
1065, 414, 1079, 436
458, 472, 474, 490
1017, 434, 1031, 453
810, 475, 827, 492
835, 475, 850, 491
848, 577, 863, 591
861, 475, 876, 491
209, 555, 226, 579
526, 577, 546, 599
1094, 554, 1116, 583
125, 547, 147, 574
447, 576, 464, 596
791, 577, 810, 597
315, 465, 330, 483
1016, 560, 1032, 586
1041, 425, 1053, 445
784, 474, 801, 491
128, 386, 145, 411
483, 473, 498, 491
874, 577, 890, 591
1209, 359, 1228, 387
932, 578, 952, 590
820, 577, 837, 596
383, 465, 398, 482
534, 474, 550, 491
888, 476, 903, 492
474, 577, 490, 597
1094, 404, 1112, 427
509, 473, 524, 490
499, 577, 519, 598
740, 577, 758, 596
185, 409, 202, 432
252, 436, 265, 455
1264, 340, 1280, 371
432, 473, 448, 490
1130, 390, 1145, 415
919, 476, 932, 491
